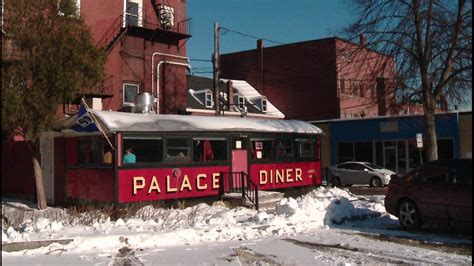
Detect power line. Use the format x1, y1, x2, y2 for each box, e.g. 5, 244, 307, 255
220, 26, 285, 45
188, 58, 212, 62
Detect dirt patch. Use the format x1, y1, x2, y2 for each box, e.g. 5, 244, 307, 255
227, 246, 283, 265
283, 238, 420, 264
353, 232, 472, 256
349, 186, 388, 195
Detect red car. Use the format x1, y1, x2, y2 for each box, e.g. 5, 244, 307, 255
385, 159, 472, 232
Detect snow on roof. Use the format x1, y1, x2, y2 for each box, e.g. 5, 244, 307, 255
229, 79, 285, 118
89, 111, 322, 134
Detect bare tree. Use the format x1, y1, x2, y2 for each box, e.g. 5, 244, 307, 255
344, 0, 472, 161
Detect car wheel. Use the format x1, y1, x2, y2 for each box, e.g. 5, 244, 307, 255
369, 176, 382, 187
398, 200, 422, 230
332, 176, 342, 187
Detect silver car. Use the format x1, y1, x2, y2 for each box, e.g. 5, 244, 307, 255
329, 161, 396, 187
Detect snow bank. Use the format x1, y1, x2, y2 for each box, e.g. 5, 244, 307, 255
2, 188, 386, 255
275, 187, 382, 225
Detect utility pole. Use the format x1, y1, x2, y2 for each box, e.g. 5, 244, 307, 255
213, 22, 220, 116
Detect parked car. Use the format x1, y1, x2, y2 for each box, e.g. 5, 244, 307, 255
329, 161, 395, 187
385, 159, 472, 231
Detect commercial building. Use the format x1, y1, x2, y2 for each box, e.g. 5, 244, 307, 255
220, 37, 406, 121
313, 111, 472, 173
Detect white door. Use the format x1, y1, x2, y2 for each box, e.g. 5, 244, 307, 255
40, 132, 55, 205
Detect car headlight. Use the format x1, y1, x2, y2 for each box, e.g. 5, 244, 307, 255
385, 174, 391, 180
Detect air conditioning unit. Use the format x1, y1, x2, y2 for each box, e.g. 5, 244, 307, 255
158, 5, 174, 29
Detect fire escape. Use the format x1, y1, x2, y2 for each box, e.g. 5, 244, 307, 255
97, 2, 192, 54
89, 2, 192, 108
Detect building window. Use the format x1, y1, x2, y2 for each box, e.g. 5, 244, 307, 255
437, 139, 454, 160
359, 82, 364, 97
125, 1, 140, 26
238, 96, 245, 110
193, 138, 227, 162
205, 92, 213, 108
354, 142, 372, 163
371, 82, 376, 98
261, 98, 267, 113
340, 79, 345, 94
122, 136, 163, 163
123, 83, 139, 105
75, 0, 80, 13
337, 142, 354, 163
352, 81, 358, 96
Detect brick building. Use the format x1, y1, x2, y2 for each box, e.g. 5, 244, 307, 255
220, 37, 401, 121
73, 0, 191, 115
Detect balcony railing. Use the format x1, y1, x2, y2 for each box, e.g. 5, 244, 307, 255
97, 6, 192, 50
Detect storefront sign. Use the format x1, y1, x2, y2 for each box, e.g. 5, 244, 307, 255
118, 166, 229, 203
118, 162, 321, 203
251, 162, 320, 190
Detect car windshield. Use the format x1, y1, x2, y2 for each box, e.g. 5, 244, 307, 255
364, 163, 385, 170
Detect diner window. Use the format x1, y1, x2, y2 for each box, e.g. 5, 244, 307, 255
77, 136, 103, 165
166, 138, 190, 160
296, 139, 315, 159
122, 137, 163, 163
123, 83, 139, 105
193, 139, 227, 162
251, 139, 275, 160
276, 139, 293, 159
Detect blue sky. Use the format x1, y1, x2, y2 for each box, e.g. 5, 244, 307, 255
187, 0, 353, 75
186, 0, 471, 110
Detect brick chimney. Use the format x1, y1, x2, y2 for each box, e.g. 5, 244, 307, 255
360, 34, 366, 46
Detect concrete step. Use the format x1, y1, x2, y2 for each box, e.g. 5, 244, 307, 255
222, 191, 285, 212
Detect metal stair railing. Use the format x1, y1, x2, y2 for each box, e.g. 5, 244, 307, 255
97, 14, 125, 51
219, 171, 259, 211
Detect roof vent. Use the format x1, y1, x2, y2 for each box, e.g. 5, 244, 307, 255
134, 92, 155, 114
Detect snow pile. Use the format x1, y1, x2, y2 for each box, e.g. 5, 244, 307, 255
2, 187, 386, 255
275, 187, 382, 226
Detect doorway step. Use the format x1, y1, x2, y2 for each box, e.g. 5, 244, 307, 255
222, 191, 284, 213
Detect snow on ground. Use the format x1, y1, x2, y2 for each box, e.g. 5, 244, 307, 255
2, 187, 472, 265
